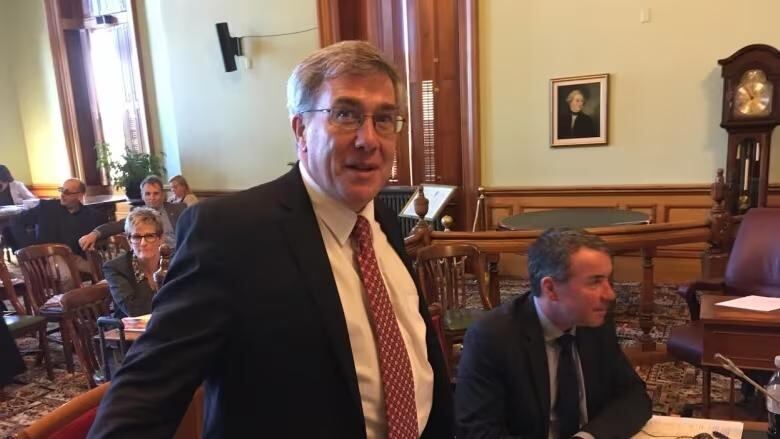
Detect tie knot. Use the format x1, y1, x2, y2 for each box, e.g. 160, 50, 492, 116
351, 215, 372, 244
557, 332, 575, 350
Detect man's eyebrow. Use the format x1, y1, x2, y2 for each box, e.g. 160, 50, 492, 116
330, 97, 399, 112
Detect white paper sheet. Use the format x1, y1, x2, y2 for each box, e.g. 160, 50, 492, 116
633, 415, 744, 439
715, 295, 780, 312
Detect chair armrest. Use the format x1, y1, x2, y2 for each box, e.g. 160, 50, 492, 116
677, 278, 725, 321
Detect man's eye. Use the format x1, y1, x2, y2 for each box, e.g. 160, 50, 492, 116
374, 113, 395, 124
333, 108, 360, 120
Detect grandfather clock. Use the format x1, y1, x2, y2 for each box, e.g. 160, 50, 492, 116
719, 44, 780, 214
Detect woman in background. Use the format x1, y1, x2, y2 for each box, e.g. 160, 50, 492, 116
103, 208, 163, 319
0, 165, 34, 206
168, 175, 198, 207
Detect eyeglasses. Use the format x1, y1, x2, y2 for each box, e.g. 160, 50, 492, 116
127, 233, 161, 244
58, 187, 83, 196
300, 105, 405, 136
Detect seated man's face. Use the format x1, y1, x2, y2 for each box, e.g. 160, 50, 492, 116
59, 180, 84, 210
568, 93, 585, 113
552, 248, 615, 327
142, 183, 164, 210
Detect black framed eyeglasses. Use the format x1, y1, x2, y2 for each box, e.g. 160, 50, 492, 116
127, 233, 161, 244
301, 105, 405, 136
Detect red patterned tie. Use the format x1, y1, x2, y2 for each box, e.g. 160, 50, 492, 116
351, 215, 419, 439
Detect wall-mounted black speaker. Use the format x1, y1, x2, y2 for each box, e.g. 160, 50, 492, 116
216, 22, 240, 72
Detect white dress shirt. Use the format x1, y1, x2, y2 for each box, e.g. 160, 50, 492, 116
533, 296, 594, 439
301, 165, 434, 438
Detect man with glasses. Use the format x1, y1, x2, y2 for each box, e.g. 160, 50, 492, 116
89, 41, 453, 438
79, 175, 185, 251
11, 178, 107, 274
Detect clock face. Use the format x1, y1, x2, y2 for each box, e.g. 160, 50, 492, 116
733, 69, 773, 117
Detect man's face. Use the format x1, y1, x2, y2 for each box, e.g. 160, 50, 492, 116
569, 93, 585, 113
547, 247, 615, 328
59, 180, 84, 210
142, 183, 164, 209
293, 73, 397, 212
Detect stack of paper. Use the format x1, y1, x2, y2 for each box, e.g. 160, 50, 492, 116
122, 314, 151, 332
715, 295, 780, 312
633, 415, 743, 439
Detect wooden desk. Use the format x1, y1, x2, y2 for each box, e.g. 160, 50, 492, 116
84, 194, 126, 222
498, 207, 650, 231
700, 295, 780, 417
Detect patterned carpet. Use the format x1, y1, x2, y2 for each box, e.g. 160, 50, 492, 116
0, 280, 742, 437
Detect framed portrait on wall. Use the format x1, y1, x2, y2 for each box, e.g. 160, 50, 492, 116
551, 73, 609, 147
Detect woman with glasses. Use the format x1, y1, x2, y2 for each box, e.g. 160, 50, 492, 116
103, 207, 163, 319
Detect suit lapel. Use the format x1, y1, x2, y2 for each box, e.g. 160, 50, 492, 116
518, 295, 551, 435
278, 167, 364, 420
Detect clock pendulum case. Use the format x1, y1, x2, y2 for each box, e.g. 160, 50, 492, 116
718, 44, 780, 214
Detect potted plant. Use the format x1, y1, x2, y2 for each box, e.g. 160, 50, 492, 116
96, 142, 166, 200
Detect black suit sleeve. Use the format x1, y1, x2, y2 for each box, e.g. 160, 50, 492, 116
456, 324, 524, 439
88, 203, 235, 438
580, 325, 652, 438
103, 258, 152, 318
95, 219, 124, 238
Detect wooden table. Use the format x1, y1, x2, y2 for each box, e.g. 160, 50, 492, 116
700, 294, 780, 417
84, 194, 126, 222
498, 207, 650, 231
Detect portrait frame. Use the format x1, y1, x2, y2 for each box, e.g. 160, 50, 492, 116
399, 184, 457, 221
551, 73, 609, 147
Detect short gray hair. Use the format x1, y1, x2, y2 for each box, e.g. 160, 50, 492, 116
528, 228, 611, 297
140, 175, 164, 191
286, 40, 404, 116
124, 207, 163, 236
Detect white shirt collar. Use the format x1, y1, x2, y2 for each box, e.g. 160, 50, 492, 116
299, 163, 375, 246
533, 295, 576, 343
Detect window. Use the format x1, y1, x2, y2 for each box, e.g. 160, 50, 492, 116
45, 0, 150, 187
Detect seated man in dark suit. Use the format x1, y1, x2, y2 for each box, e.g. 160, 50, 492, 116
456, 228, 651, 439
12, 178, 107, 274
79, 175, 185, 251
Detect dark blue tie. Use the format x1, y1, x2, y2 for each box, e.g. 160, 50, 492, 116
555, 331, 580, 439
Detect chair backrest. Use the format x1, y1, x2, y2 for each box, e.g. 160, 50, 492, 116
86, 234, 130, 282
416, 243, 492, 311
0, 258, 26, 315
16, 244, 82, 314
60, 284, 112, 388
724, 208, 780, 297
18, 383, 205, 439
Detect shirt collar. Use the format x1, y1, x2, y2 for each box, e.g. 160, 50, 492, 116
533, 295, 576, 343
299, 164, 375, 246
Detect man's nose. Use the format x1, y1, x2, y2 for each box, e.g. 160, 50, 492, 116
355, 117, 381, 150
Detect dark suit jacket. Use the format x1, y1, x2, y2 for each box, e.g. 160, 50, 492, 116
94, 202, 185, 240
103, 252, 155, 319
11, 199, 107, 256
0, 317, 25, 386
455, 293, 651, 439
88, 166, 454, 439
557, 111, 596, 139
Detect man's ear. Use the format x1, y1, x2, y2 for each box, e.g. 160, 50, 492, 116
540, 276, 558, 301
291, 114, 307, 152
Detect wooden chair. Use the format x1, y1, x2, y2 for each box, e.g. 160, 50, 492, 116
86, 234, 130, 282
16, 244, 83, 373
416, 243, 492, 376
60, 284, 115, 388
17, 382, 205, 439
0, 258, 54, 381
668, 207, 780, 417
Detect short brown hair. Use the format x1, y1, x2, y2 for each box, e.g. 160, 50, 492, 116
286, 40, 404, 116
